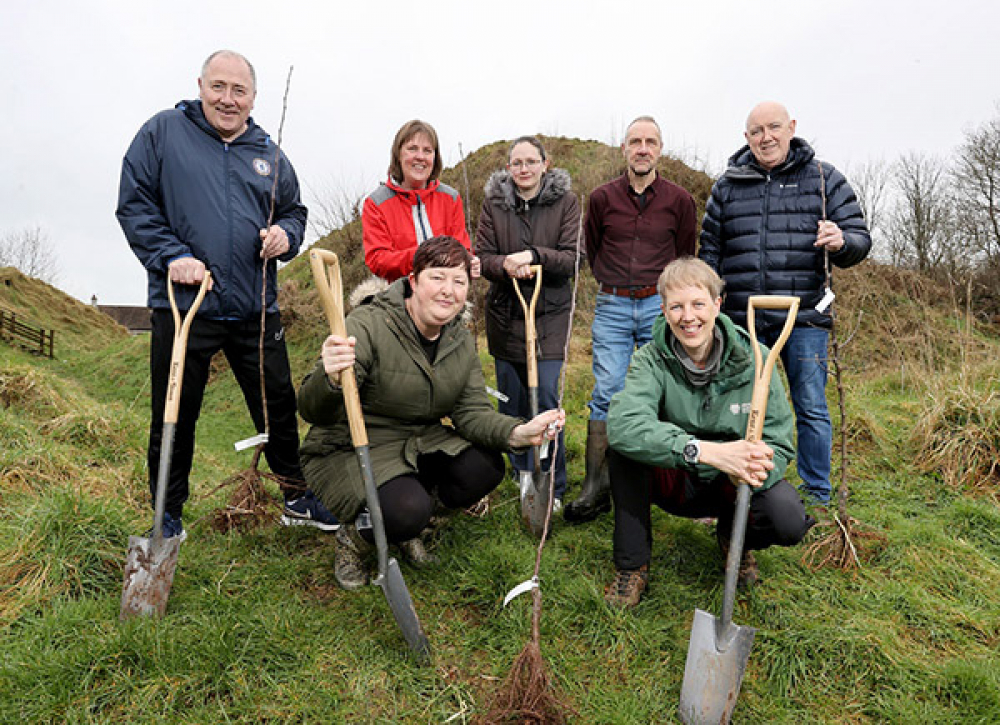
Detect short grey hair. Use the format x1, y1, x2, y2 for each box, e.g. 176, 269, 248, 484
625, 115, 662, 142
201, 50, 256, 90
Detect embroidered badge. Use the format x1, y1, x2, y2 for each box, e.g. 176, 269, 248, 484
253, 158, 272, 177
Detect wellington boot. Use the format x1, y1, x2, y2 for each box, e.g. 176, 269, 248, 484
563, 419, 611, 523
334, 523, 373, 591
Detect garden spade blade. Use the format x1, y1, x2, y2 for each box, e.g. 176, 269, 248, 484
121, 273, 211, 620
512, 267, 549, 537
678, 295, 800, 724
310, 249, 431, 662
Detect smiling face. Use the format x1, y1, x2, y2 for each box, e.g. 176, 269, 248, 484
198, 53, 256, 142
406, 264, 470, 338
745, 102, 796, 171
399, 132, 436, 190
662, 283, 722, 364
508, 140, 549, 198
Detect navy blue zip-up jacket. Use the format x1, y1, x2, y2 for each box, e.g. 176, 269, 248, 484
117, 100, 307, 319
699, 138, 871, 333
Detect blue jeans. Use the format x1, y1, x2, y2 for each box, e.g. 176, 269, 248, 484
588, 292, 662, 421
495, 358, 567, 499
759, 325, 831, 503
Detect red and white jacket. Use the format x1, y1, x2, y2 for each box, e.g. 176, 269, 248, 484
362, 178, 471, 281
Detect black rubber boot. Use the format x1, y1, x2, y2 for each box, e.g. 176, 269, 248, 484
563, 419, 612, 523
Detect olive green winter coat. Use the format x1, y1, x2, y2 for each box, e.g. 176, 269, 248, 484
298, 279, 521, 522
607, 312, 795, 491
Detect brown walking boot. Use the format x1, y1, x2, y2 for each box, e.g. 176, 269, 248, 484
563, 420, 612, 523
604, 564, 649, 608
334, 523, 373, 591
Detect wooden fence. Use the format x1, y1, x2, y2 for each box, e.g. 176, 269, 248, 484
0, 308, 55, 358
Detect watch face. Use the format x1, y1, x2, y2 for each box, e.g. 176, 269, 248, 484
684, 442, 697, 463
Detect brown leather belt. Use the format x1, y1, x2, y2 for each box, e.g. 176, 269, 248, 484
600, 283, 659, 300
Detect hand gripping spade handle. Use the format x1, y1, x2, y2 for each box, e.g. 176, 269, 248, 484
511, 266, 550, 537
309, 249, 431, 662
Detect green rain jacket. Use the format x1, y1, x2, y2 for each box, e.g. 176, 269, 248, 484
298, 278, 521, 521
607, 312, 795, 491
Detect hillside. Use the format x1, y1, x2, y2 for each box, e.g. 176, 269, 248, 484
1, 140, 999, 723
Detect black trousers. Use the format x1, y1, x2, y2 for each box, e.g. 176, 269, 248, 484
360, 446, 505, 544
149, 310, 304, 518
609, 449, 814, 570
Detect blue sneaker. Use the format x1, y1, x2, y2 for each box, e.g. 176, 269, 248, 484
281, 491, 340, 532
145, 512, 188, 543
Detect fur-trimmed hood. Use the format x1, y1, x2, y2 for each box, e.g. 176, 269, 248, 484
483, 167, 572, 212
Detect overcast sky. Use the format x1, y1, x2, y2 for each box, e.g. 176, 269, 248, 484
3, 0, 998, 305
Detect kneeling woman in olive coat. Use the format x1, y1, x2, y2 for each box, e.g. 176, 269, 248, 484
298, 236, 563, 590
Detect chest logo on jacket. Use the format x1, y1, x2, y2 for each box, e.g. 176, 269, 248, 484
730, 402, 752, 416
253, 158, 272, 177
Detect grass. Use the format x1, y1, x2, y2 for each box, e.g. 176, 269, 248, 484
3, 191, 1000, 720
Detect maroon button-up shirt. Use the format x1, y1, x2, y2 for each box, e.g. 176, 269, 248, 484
585, 173, 697, 288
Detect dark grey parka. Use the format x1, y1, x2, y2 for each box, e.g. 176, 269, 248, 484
699, 138, 871, 333
477, 168, 580, 362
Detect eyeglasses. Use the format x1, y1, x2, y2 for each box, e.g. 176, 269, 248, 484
509, 159, 542, 170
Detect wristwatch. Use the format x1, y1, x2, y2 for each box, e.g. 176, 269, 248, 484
682, 438, 701, 466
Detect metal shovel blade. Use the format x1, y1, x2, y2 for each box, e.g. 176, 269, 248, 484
520, 466, 550, 537
678, 609, 757, 725
120, 534, 182, 620
378, 557, 432, 662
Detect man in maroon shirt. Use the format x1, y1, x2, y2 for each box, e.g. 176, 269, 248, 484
564, 116, 697, 523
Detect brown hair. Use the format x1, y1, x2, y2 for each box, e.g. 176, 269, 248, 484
657, 257, 724, 300
388, 120, 443, 185
411, 236, 471, 279
508, 135, 547, 161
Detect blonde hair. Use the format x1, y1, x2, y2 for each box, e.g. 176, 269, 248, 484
657, 257, 724, 300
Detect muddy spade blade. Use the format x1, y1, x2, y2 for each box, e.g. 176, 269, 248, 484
120, 535, 182, 619
678, 609, 756, 724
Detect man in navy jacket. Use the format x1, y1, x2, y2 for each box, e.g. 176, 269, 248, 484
117, 50, 337, 538
699, 101, 871, 504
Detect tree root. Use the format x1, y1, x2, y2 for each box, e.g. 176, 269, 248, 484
801, 512, 886, 570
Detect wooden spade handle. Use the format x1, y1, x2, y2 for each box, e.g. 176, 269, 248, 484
163, 272, 211, 425
511, 265, 543, 388
743, 295, 800, 442
309, 249, 368, 447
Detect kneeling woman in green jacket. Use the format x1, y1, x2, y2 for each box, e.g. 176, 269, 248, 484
604, 258, 814, 608
298, 236, 564, 590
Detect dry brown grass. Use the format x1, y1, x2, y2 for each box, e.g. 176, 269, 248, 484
912, 377, 1000, 493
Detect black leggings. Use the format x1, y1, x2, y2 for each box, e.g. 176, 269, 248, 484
609, 449, 815, 570
359, 446, 505, 544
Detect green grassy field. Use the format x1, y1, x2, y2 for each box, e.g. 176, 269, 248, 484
2, 256, 999, 723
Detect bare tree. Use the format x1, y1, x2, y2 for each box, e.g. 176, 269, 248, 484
304, 176, 366, 241
846, 158, 892, 250
952, 113, 1000, 265
886, 153, 962, 275
0, 225, 60, 284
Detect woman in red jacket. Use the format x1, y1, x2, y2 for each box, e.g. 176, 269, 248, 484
362, 119, 478, 281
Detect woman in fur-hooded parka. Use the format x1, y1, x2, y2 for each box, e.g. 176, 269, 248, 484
477, 166, 580, 361
476, 138, 580, 499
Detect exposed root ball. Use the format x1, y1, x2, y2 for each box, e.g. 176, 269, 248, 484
207, 469, 278, 533
478, 640, 574, 725
802, 514, 887, 570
